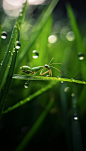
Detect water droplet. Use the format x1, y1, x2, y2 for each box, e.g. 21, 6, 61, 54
64, 87, 70, 92
83, 81, 86, 84
0, 62, 2, 65
24, 82, 29, 88
73, 113, 78, 121
71, 78, 74, 81
71, 93, 75, 97
66, 31, 75, 41
48, 35, 57, 43
20, 13, 22, 16
57, 76, 61, 80
1, 31, 7, 39
13, 49, 15, 52
46, 75, 49, 77
32, 50, 39, 59
61, 81, 63, 83
15, 41, 21, 49
78, 52, 84, 60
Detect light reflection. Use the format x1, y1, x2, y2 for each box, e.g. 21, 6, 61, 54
3, 0, 24, 17
66, 31, 75, 41
48, 35, 57, 44
64, 87, 70, 92
29, 0, 45, 5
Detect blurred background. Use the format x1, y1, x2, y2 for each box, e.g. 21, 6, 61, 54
0, 0, 86, 150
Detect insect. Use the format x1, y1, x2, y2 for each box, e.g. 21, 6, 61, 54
20, 58, 61, 77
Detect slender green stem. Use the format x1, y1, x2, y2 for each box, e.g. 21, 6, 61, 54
13, 74, 86, 84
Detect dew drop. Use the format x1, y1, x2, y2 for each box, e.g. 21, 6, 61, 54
73, 113, 78, 121
32, 50, 39, 59
71, 78, 74, 81
57, 76, 61, 80
66, 31, 75, 41
15, 41, 21, 49
61, 81, 63, 83
1, 31, 7, 39
24, 82, 29, 88
64, 87, 70, 92
78, 52, 84, 60
71, 93, 75, 97
46, 75, 49, 77
20, 13, 22, 16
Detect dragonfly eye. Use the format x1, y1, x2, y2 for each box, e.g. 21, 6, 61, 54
45, 64, 50, 69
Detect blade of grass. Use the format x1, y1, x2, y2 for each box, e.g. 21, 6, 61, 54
12, 74, 86, 84
0, 47, 18, 116
0, 0, 28, 92
3, 81, 56, 114
66, 3, 86, 80
71, 84, 83, 151
15, 98, 54, 151
60, 82, 72, 151
15, 0, 59, 70
66, 3, 85, 54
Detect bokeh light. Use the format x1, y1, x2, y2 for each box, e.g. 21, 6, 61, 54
29, 0, 45, 5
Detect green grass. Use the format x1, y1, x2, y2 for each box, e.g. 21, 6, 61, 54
0, 0, 86, 150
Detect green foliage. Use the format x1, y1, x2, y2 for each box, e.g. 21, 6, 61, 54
0, 0, 86, 150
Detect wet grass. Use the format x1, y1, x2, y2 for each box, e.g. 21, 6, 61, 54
0, 0, 86, 151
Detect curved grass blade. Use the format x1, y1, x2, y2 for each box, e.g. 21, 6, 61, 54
0, 48, 18, 116
71, 85, 83, 151
15, 0, 59, 70
12, 74, 86, 84
60, 82, 72, 150
3, 81, 56, 114
66, 3, 86, 80
0, 0, 28, 92
15, 98, 54, 151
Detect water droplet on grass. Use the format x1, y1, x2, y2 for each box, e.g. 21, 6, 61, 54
15, 41, 21, 49
71, 93, 75, 97
73, 113, 78, 121
64, 87, 70, 92
24, 82, 29, 88
32, 50, 39, 59
71, 78, 74, 81
78, 52, 84, 60
46, 75, 49, 77
1, 31, 7, 39
20, 13, 22, 16
66, 31, 75, 41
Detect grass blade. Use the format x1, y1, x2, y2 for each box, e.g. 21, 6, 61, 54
3, 81, 56, 114
0, 47, 18, 116
12, 74, 86, 84
71, 85, 83, 151
66, 3, 86, 80
0, 0, 28, 91
0, 0, 28, 116
15, 98, 54, 151
15, 0, 59, 69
